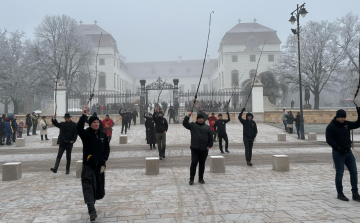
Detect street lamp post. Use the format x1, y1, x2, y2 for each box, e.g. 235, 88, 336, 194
289, 3, 308, 140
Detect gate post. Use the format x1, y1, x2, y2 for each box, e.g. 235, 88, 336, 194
173, 79, 179, 123
140, 80, 146, 124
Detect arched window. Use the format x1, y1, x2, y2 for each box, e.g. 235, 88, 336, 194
98, 72, 106, 90
231, 70, 239, 87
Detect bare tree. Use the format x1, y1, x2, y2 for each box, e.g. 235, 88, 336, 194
273, 20, 345, 109
32, 14, 94, 93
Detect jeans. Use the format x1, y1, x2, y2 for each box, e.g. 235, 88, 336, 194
156, 133, 166, 157
296, 125, 300, 138
244, 137, 254, 162
283, 121, 286, 130
32, 124, 37, 134
218, 132, 228, 151
121, 123, 127, 134
190, 149, 208, 180
332, 150, 358, 195
27, 126, 31, 135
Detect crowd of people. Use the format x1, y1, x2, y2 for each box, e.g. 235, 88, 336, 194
281, 109, 302, 138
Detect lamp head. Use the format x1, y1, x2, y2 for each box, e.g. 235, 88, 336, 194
299, 7, 308, 18
289, 15, 296, 25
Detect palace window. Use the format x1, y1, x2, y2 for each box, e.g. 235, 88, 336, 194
268, 55, 275, 62
99, 58, 105, 65
231, 70, 239, 87
98, 72, 106, 89
232, 55, 238, 62
250, 55, 256, 62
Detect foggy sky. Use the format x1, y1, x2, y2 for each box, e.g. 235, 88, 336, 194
1, 0, 360, 63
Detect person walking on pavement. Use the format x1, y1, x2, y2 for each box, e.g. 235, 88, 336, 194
10, 114, 17, 142
31, 112, 40, 135
326, 108, 360, 202
153, 108, 168, 160
239, 108, 257, 166
208, 113, 218, 142
39, 116, 49, 141
0, 116, 5, 145
127, 110, 132, 130
119, 109, 128, 134
214, 111, 230, 154
144, 112, 156, 150
102, 115, 114, 143
281, 109, 287, 131
77, 107, 110, 221
26, 113, 32, 136
183, 111, 213, 185
50, 113, 78, 174
132, 108, 138, 125
168, 106, 176, 124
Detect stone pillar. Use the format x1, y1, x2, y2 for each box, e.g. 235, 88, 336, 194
173, 79, 179, 123
140, 80, 146, 124
54, 83, 67, 118
251, 79, 264, 122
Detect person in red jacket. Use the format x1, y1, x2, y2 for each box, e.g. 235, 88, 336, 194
208, 113, 218, 142
102, 115, 114, 142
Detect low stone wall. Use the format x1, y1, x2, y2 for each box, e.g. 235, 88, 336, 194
264, 109, 358, 124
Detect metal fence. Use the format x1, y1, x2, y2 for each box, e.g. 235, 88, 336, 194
67, 92, 140, 115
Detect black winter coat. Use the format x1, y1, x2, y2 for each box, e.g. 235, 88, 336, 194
286, 114, 295, 125
132, 111, 138, 119
77, 115, 110, 169
52, 119, 78, 145
214, 112, 230, 133
295, 115, 301, 126
168, 108, 176, 116
153, 112, 168, 133
326, 109, 360, 153
144, 114, 156, 144
183, 116, 213, 150
238, 112, 258, 140
26, 115, 32, 127
0, 119, 5, 135
119, 111, 128, 124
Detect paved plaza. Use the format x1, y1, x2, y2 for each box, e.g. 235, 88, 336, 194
0, 122, 360, 222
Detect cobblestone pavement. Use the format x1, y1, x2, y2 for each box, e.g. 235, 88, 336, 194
3, 122, 358, 149
1, 164, 360, 223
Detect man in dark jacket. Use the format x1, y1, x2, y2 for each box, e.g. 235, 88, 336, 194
239, 108, 257, 166
168, 106, 176, 124
0, 115, 5, 145
214, 111, 230, 154
183, 111, 213, 185
77, 107, 110, 221
26, 114, 32, 136
153, 108, 168, 160
144, 112, 156, 149
132, 108, 138, 125
31, 112, 40, 135
326, 108, 360, 202
119, 109, 128, 134
127, 110, 132, 130
51, 113, 78, 174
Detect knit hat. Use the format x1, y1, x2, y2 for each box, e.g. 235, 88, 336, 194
88, 115, 99, 126
336, 109, 347, 118
197, 114, 204, 120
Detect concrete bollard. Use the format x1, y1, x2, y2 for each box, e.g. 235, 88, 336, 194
76, 160, 83, 178
273, 155, 289, 172
2, 162, 22, 181
210, 156, 225, 173
52, 137, 58, 146
119, 135, 127, 144
16, 138, 25, 147
278, 133, 286, 141
308, 132, 317, 141
146, 157, 159, 175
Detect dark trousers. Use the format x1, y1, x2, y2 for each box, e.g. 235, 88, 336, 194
133, 118, 136, 125
81, 165, 105, 204
56, 143, 73, 170
332, 150, 358, 195
108, 135, 112, 143
169, 115, 176, 124
190, 149, 208, 180
121, 123, 127, 134
27, 126, 31, 135
212, 130, 217, 141
0, 134, 3, 144
218, 132, 228, 151
12, 132, 16, 142
32, 124, 37, 134
156, 133, 166, 157
243, 137, 254, 162
283, 121, 286, 130
6, 135, 11, 144
128, 119, 131, 129
296, 125, 300, 137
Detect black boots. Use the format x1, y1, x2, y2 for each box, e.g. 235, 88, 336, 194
45, 135, 49, 140
198, 179, 205, 184
41, 135, 43, 141
220, 149, 225, 154
66, 159, 71, 174
338, 194, 349, 201
51, 158, 61, 173
87, 203, 97, 221
225, 149, 230, 153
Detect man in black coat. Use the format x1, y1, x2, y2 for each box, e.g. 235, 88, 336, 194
127, 110, 132, 130
132, 108, 138, 125
326, 108, 360, 202
0, 116, 5, 145
153, 108, 168, 160
51, 113, 78, 174
77, 107, 110, 221
119, 109, 128, 134
183, 112, 213, 185
168, 106, 176, 124
214, 111, 230, 154
239, 108, 257, 166
144, 112, 156, 150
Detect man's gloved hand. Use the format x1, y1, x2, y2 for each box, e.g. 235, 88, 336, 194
100, 166, 106, 174
241, 108, 245, 113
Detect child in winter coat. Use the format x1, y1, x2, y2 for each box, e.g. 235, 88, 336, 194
17, 120, 24, 138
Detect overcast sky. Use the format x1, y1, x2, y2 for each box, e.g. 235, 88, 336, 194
1, 0, 359, 62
